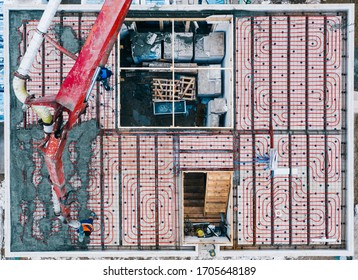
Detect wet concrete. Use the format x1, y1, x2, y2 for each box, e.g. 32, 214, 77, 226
54, 24, 82, 54
9, 10, 99, 252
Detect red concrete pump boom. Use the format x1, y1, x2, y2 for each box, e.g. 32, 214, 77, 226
21, 0, 132, 225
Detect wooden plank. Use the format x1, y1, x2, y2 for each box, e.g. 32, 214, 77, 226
208, 171, 231, 176
180, 77, 196, 101
205, 196, 228, 202
186, 218, 221, 224
206, 187, 229, 192
152, 78, 182, 101
185, 213, 221, 219
207, 174, 231, 181
152, 77, 196, 101
204, 171, 231, 215
206, 176, 231, 181
205, 203, 226, 213
206, 182, 230, 189
206, 191, 230, 197
206, 179, 230, 185
184, 206, 204, 214
153, 88, 165, 100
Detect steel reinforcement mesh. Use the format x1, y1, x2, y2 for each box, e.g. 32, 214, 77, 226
234, 15, 347, 248
12, 11, 348, 251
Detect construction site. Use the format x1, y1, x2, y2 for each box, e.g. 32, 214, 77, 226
0, 0, 356, 259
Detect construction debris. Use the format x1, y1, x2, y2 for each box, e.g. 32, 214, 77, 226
131, 32, 164, 64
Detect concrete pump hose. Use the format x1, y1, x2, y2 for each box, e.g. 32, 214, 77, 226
13, 77, 53, 124
13, 0, 62, 125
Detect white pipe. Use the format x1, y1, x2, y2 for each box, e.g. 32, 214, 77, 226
13, 0, 62, 125
52, 188, 61, 216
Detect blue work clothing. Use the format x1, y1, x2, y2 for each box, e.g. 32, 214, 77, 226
98, 68, 113, 80
77, 218, 94, 242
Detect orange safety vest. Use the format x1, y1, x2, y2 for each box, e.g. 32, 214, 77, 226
82, 223, 94, 233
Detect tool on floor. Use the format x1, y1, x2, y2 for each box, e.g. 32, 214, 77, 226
208, 245, 216, 257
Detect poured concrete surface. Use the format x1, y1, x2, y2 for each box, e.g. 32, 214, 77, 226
8, 10, 99, 252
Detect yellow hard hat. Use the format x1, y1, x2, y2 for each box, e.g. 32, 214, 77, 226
196, 229, 205, 238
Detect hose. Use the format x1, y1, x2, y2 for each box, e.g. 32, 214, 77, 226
12, 0, 62, 125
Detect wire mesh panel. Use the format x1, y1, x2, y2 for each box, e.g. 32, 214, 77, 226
236, 15, 343, 132
237, 133, 343, 246
235, 14, 346, 249
121, 135, 178, 246
179, 135, 234, 170
87, 136, 102, 246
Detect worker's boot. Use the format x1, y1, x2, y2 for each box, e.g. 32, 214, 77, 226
78, 226, 85, 243
78, 232, 85, 243
101, 79, 112, 91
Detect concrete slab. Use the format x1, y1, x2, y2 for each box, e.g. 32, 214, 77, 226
194, 32, 225, 63
207, 112, 220, 127
197, 65, 221, 97
208, 98, 227, 114
163, 32, 193, 62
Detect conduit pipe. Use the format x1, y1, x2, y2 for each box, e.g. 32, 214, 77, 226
13, 0, 62, 125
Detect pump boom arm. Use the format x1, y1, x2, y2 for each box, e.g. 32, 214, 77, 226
15, 0, 132, 223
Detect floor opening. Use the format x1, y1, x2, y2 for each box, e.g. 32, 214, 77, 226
119, 18, 233, 128
183, 171, 232, 245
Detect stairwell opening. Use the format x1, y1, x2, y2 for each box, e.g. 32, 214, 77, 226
182, 171, 233, 245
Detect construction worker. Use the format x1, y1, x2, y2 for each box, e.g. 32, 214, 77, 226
97, 67, 113, 91
77, 211, 97, 243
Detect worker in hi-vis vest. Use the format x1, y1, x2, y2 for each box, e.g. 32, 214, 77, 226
77, 212, 97, 242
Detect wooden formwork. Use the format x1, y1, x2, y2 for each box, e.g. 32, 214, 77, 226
204, 172, 231, 215
152, 79, 181, 101
152, 76, 196, 101
179, 77, 196, 101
